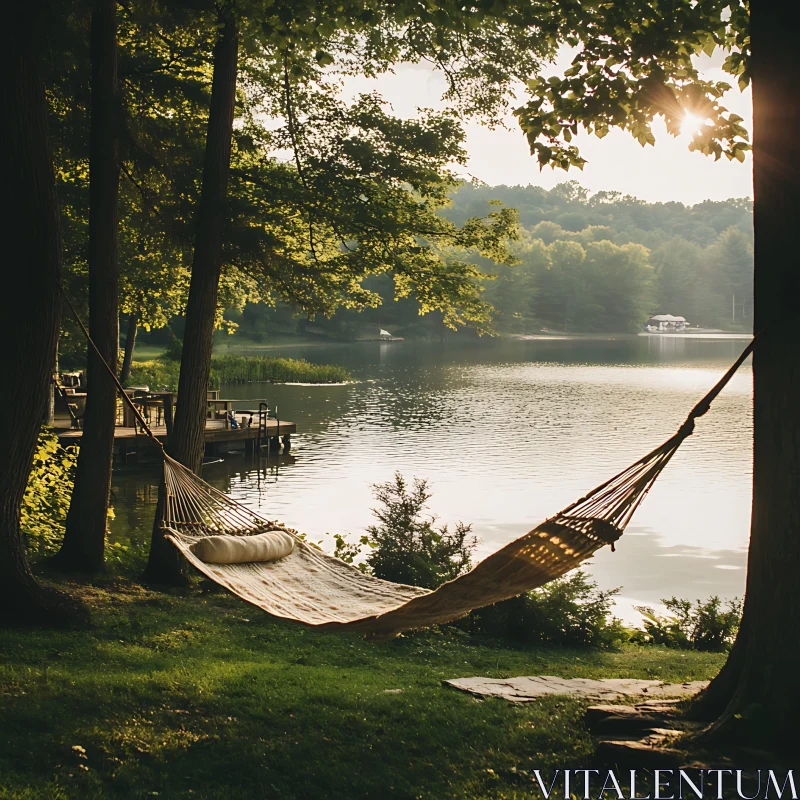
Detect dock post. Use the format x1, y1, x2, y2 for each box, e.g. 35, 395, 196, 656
162, 395, 174, 436
257, 401, 269, 450
281, 434, 291, 452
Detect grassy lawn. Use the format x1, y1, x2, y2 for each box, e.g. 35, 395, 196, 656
128, 334, 330, 364
211, 333, 342, 353
127, 344, 167, 361
0, 582, 725, 800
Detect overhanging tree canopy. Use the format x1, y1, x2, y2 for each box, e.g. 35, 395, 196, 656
138, 0, 578, 579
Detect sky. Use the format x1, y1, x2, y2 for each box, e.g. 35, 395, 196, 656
341, 48, 753, 206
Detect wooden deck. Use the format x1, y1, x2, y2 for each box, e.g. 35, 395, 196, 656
57, 418, 296, 460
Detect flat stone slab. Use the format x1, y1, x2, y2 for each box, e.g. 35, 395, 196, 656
444, 676, 709, 703
585, 703, 679, 721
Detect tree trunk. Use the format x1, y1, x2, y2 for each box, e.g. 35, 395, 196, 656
45, 349, 57, 426
142, 5, 239, 584
120, 311, 138, 385
54, 0, 121, 574
694, 1, 800, 753
0, 6, 84, 625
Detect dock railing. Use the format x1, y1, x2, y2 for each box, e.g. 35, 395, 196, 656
257, 401, 280, 451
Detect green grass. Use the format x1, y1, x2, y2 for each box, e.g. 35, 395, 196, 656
127, 355, 350, 391
127, 344, 167, 360
131, 333, 337, 365
0, 582, 725, 800
211, 332, 340, 352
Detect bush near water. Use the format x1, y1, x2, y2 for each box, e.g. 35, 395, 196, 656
128, 354, 350, 391
335, 475, 630, 649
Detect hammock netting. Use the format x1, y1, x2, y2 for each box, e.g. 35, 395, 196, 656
162, 452, 644, 640
66, 290, 754, 641
159, 341, 754, 641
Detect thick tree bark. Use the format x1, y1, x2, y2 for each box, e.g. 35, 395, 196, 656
142, 6, 239, 583
120, 311, 138, 385
694, 2, 800, 752
0, 7, 84, 624
54, 0, 121, 574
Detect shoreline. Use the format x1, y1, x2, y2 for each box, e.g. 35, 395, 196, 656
508, 331, 753, 341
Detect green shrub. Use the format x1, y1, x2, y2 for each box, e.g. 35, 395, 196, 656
632, 596, 742, 651
334, 474, 627, 648
22, 429, 78, 556
127, 355, 350, 390
332, 475, 739, 652
459, 571, 630, 649
364, 473, 478, 589
332, 533, 372, 569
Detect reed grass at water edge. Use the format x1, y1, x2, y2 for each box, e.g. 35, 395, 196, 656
128, 355, 351, 391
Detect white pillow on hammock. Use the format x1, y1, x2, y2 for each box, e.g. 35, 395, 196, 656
190, 531, 295, 564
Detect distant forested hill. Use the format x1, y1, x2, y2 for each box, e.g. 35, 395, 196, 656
441, 181, 753, 335
443, 181, 752, 249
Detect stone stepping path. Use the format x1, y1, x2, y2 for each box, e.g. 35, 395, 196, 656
444, 675, 709, 703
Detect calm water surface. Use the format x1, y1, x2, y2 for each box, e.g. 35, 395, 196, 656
110, 334, 753, 622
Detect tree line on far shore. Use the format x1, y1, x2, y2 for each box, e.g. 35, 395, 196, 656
468, 183, 753, 334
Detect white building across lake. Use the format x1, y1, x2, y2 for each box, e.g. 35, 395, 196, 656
644, 314, 689, 332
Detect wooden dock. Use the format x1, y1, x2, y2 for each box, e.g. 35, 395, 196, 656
57, 418, 296, 462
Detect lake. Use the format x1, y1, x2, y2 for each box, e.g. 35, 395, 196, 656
110, 334, 753, 623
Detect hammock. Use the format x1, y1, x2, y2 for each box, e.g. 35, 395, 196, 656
68, 295, 754, 640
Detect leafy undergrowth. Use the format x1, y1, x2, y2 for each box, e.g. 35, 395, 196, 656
0, 583, 725, 800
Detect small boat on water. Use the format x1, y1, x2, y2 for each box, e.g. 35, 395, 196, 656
356, 328, 405, 342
